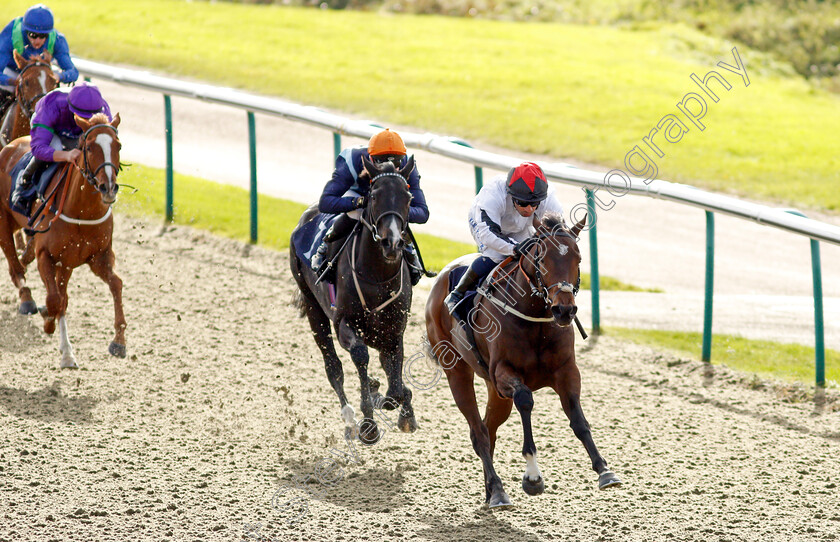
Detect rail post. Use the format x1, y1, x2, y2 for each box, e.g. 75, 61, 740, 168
333, 132, 341, 160
702, 211, 715, 362
448, 138, 483, 193
248, 111, 258, 244
164, 94, 174, 223
785, 210, 826, 388
585, 189, 600, 333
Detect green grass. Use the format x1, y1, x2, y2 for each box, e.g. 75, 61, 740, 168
16, 0, 840, 213
115, 163, 647, 291
606, 326, 839, 389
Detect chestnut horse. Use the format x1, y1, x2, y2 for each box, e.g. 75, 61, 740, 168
290, 157, 418, 445
0, 51, 59, 147
0, 112, 124, 368
425, 214, 621, 508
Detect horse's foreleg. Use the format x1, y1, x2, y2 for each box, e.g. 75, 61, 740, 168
511, 383, 545, 496
553, 367, 622, 490
36, 249, 59, 335
338, 319, 380, 446
482, 379, 513, 459
444, 363, 511, 508
54, 265, 76, 369
301, 292, 355, 438
0, 219, 36, 314
88, 249, 126, 358
378, 344, 417, 433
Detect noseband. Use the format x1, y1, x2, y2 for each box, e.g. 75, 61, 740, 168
78, 124, 120, 195
15, 61, 54, 118
358, 172, 410, 242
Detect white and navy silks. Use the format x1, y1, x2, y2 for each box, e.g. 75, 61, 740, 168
467, 174, 564, 277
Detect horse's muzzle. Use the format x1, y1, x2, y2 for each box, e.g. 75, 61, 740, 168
380, 236, 404, 261
551, 304, 577, 327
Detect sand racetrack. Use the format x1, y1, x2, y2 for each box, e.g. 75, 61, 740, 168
1, 215, 839, 542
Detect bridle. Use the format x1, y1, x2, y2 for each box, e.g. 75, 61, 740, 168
358, 172, 410, 242
525, 230, 581, 307
77, 123, 120, 197
15, 61, 55, 119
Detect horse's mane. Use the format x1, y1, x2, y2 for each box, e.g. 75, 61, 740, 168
540, 213, 567, 232
87, 113, 111, 126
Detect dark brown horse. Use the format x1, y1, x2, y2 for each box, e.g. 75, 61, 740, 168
425, 214, 621, 508
0, 51, 58, 147
290, 157, 418, 445
0, 112, 124, 368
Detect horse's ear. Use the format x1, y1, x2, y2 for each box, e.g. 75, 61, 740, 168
570, 214, 587, 237
400, 154, 415, 179
362, 154, 379, 177
74, 114, 91, 131
13, 50, 26, 69
111, 113, 121, 129
40, 51, 52, 63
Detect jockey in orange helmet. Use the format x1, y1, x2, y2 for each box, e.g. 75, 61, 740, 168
311, 128, 430, 285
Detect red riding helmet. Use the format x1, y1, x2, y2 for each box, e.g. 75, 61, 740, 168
506, 162, 548, 204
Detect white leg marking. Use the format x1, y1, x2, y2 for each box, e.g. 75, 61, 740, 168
341, 404, 356, 426
524, 453, 542, 482
58, 316, 77, 368
94, 133, 115, 180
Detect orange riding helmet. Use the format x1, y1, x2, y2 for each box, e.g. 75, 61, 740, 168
368, 128, 406, 157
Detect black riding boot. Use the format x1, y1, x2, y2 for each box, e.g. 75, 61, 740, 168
11, 158, 44, 209
404, 243, 423, 286
312, 214, 357, 279
445, 268, 480, 315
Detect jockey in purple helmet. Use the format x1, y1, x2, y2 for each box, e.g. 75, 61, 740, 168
11, 83, 111, 206
0, 4, 79, 116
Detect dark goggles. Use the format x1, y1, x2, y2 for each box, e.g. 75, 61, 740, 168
27, 32, 48, 40
512, 198, 540, 209
372, 154, 403, 168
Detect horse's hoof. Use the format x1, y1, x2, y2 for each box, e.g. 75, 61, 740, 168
522, 475, 545, 496
18, 301, 37, 315
369, 377, 381, 395
486, 491, 513, 509
109, 342, 127, 358
397, 412, 418, 433
358, 418, 381, 446
598, 470, 622, 490
60, 357, 78, 369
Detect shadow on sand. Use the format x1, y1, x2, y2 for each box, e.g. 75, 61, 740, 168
0, 381, 98, 423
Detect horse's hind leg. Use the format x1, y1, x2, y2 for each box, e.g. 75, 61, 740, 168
300, 292, 356, 439
443, 363, 511, 508
482, 379, 513, 459
0, 215, 36, 314
553, 366, 622, 490
338, 319, 381, 446
88, 249, 127, 358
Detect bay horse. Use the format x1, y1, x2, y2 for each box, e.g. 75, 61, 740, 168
290, 156, 418, 445
425, 214, 621, 508
0, 51, 59, 147
0, 112, 124, 368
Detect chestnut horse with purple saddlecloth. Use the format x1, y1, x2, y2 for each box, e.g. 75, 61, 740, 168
0, 112, 124, 368
425, 214, 621, 508
0, 51, 59, 147
290, 157, 418, 445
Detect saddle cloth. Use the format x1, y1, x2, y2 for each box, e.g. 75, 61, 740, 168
291, 212, 339, 269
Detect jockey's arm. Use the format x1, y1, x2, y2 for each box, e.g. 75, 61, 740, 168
473, 207, 517, 256
318, 171, 357, 215
29, 125, 58, 162
407, 168, 429, 224
0, 23, 16, 87
51, 35, 78, 84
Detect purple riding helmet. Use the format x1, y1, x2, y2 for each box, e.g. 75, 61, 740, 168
23, 4, 55, 33
68, 83, 106, 119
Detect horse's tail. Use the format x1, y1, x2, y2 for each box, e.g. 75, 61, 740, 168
291, 289, 307, 318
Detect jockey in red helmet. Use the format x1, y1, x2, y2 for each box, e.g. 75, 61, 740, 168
445, 162, 565, 314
